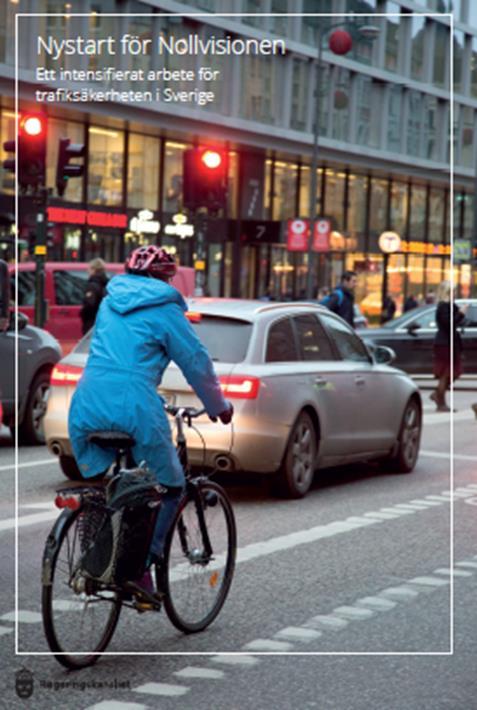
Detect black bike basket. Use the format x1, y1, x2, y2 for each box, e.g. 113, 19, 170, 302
79, 469, 163, 585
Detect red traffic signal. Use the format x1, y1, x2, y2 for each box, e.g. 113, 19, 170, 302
3, 113, 47, 191
201, 150, 223, 170
183, 147, 228, 212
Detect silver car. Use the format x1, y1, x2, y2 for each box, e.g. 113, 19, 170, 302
44, 300, 422, 498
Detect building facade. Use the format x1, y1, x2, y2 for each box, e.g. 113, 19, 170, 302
0, 0, 475, 316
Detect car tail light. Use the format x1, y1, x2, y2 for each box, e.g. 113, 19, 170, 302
50, 364, 83, 387
186, 311, 202, 323
219, 375, 260, 399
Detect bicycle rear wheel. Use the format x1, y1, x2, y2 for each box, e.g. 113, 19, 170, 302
42, 507, 122, 670
162, 480, 236, 633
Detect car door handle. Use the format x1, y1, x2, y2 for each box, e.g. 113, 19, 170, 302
354, 375, 365, 386
313, 376, 328, 387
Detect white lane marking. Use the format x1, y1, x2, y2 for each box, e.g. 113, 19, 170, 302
0, 627, 13, 636
85, 703, 148, 710
433, 568, 473, 578
393, 503, 431, 510
420, 450, 477, 461
379, 586, 420, 600
356, 596, 396, 611
456, 561, 477, 569
424, 495, 452, 503
174, 667, 225, 680
408, 576, 450, 588
274, 627, 322, 642
133, 683, 189, 697
243, 639, 294, 652
380, 507, 415, 516
0, 458, 56, 472
0, 510, 58, 533
21, 502, 57, 510
211, 655, 260, 666
53, 600, 86, 611
332, 606, 375, 621
363, 512, 399, 520
410, 499, 442, 507
304, 615, 349, 631
464, 497, 477, 505
0, 610, 42, 623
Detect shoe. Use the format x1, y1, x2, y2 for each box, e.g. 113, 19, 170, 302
436, 405, 454, 413
429, 392, 439, 404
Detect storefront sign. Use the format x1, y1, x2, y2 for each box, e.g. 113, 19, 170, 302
47, 206, 128, 229
287, 219, 309, 251
379, 231, 401, 253
129, 209, 160, 235
164, 213, 194, 239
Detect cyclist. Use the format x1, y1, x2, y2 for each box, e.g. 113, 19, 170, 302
68, 245, 233, 598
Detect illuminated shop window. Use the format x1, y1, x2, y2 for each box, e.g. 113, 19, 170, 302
128, 133, 160, 210
88, 125, 125, 206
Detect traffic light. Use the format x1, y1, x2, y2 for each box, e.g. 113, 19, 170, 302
183, 147, 228, 212
56, 137, 85, 197
2, 113, 47, 191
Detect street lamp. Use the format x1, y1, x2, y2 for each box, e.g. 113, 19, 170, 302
305, 21, 380, 299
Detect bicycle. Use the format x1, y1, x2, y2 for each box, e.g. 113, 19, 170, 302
41, 405, 237, 670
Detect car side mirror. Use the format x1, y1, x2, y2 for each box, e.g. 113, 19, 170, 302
406, 322, 420, 336
373, 345, 396, 365
8, 310, 29, 331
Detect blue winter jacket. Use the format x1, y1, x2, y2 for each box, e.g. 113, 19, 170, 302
68, 274, 228, 486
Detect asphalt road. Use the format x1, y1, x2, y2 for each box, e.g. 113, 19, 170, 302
0, 388, 476, 709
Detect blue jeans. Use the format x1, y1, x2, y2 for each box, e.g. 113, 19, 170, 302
149, 485, 184, 560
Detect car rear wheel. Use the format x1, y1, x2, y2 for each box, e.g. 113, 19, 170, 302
59, 455, 83, 481
18, 371, 50, 445
275, 411, 316, 499
385, 398, 421, 473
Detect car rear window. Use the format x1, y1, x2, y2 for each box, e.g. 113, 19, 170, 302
73, 316, 252, 363
190, 316, 252, 363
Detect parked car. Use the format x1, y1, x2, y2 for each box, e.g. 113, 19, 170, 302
9, 262, 195, 353
360, 300, 477, 375
44, 300, 422, 497
0, 310, 62, 444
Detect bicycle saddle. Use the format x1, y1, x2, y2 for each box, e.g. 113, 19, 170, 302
87, 431, 136, 450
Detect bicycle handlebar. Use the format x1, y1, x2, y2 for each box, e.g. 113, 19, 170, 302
164, 404, 207, 419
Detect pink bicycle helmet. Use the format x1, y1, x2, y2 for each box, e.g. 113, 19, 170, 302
125, 245, 177, 280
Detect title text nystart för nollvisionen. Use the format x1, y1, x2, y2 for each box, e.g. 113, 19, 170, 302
37, 33, 287, 60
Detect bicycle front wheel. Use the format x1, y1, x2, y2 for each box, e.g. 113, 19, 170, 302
162, 480, 236, 633
42, 507, 121, 670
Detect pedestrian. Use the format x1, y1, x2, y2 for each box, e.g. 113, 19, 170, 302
380, 293, 396, 324
320, 270, 357, 327
403, 294, 419, 312
425, 290, 436, 305
430, 280, 467, 412
0, 259, 10, 332
69, 246, 233, 601
317, 286, 330, 301
80, 258, 109, 335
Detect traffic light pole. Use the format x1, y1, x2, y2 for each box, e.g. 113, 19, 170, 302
34, 188, 48, 328
194, 210, 207, 297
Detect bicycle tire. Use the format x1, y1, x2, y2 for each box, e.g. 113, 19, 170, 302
161, 480, 236, 633
42, 507, 122, 670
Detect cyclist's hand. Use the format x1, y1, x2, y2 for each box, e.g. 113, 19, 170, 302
218, 402, 234, 425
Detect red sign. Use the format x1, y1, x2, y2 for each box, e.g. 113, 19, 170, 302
47, 206, 128, 229
287, 219, 309, 251
287, 218, 331, 252
313, 219, 330, 252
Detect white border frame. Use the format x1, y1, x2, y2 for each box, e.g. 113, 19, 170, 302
14, 9, 454, 658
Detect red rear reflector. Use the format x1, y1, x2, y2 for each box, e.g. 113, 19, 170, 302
55, 494, 81, 510
186, 311, 202, 323
219, 375, 260, 399
50, 364, 83, 387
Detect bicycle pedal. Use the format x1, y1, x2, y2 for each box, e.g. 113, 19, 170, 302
134, 600, 161, 613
